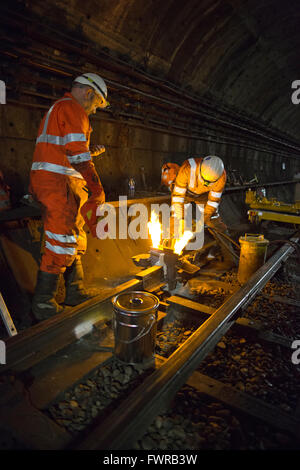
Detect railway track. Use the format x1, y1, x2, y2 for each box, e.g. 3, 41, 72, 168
0, 233, 299, 451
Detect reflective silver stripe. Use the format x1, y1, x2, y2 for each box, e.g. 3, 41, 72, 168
31, 162, 83, 179
45, 231, 77, 244
45, 241, 76, 255
41, 98, 71, 135
172, 196, 185, 203
196, 204, 205, 212
41, 104, 55, 135
67, 152, 91, 164
207, 200, 219, 208
36, 132, 87, 146
188, 158, 196, 188
38, 97, 86, 145
173, 185, 186, 195
171, 204, 183, 219
210, 191, 222, 199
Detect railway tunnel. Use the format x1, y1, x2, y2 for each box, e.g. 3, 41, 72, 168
0, 0, 300, 453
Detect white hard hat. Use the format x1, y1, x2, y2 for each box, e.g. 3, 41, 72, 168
74, 72, 108, 105
200, 156, 224, 183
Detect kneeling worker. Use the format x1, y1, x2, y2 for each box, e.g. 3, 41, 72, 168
30, 72, 109, 321
171, 156, 236, 269
161, 163, 180, 192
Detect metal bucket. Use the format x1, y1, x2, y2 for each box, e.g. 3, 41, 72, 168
112, 291, 159, 365
238, 234, 269, 284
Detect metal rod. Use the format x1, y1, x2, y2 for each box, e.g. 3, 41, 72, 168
0, 292, 17, 337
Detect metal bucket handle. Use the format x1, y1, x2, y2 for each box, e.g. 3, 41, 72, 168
113, 313, 156, 344
244, 233, 265, 241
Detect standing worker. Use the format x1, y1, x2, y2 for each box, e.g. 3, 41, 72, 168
30, 73, 109, 321
171, 156, 236, 269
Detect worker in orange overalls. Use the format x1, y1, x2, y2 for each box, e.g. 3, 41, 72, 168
30, 73, 109, 321
171, 156, 237, 269
161, 163, 180, 191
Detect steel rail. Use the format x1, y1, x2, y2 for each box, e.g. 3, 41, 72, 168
75, 235, 299, 450
1, 267, 162, 373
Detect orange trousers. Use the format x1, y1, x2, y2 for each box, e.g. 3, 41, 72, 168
30, 171, 88, 274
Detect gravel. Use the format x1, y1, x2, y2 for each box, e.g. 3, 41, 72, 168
135, 385, 299, 450
47, 358, 151, 436
46, 260, 300, 450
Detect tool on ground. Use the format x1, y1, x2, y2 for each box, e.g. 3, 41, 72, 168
0, 291, 17, 337
246, 189, 300, 225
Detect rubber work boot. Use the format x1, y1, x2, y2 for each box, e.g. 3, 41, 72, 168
64, 258, 97, 306
32, 270, 64, 321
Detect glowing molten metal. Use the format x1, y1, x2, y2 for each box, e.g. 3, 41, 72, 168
147, 211, 162, 249
174, 231, 193, 255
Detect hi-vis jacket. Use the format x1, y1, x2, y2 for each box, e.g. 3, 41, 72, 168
171, 158, 226, 221
32, 92, 93, 176
29, 92, 103, 274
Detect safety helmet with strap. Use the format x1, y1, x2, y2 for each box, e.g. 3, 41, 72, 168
200, 156, 224, 186
74, 73, 109, 107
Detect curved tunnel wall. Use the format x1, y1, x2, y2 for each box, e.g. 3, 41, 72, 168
0, 0, 299, 202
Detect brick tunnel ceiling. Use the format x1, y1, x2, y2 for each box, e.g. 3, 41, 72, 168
5, 0, 300, 141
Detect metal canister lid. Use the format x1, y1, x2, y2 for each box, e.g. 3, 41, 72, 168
112, 291, 159, 314
239, 233, 269, 245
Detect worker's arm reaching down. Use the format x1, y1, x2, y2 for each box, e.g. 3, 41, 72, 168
73, 160, 105, 237
171, 157, 227, 231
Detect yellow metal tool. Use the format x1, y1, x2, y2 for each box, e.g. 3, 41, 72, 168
246, 189, 300, 225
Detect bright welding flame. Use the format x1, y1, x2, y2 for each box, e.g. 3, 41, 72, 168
147, 211, 162, 249
174, 231, 193, 255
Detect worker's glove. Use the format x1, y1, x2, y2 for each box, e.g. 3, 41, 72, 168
90, 144, 105, 157
204, 212, 212, 226
73, 161, 104, 197
81, 194, 106, 238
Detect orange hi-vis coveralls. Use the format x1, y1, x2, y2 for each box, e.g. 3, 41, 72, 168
29, 92, 104, 275
161, 163, 180, 191
171, 157, 226, 230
